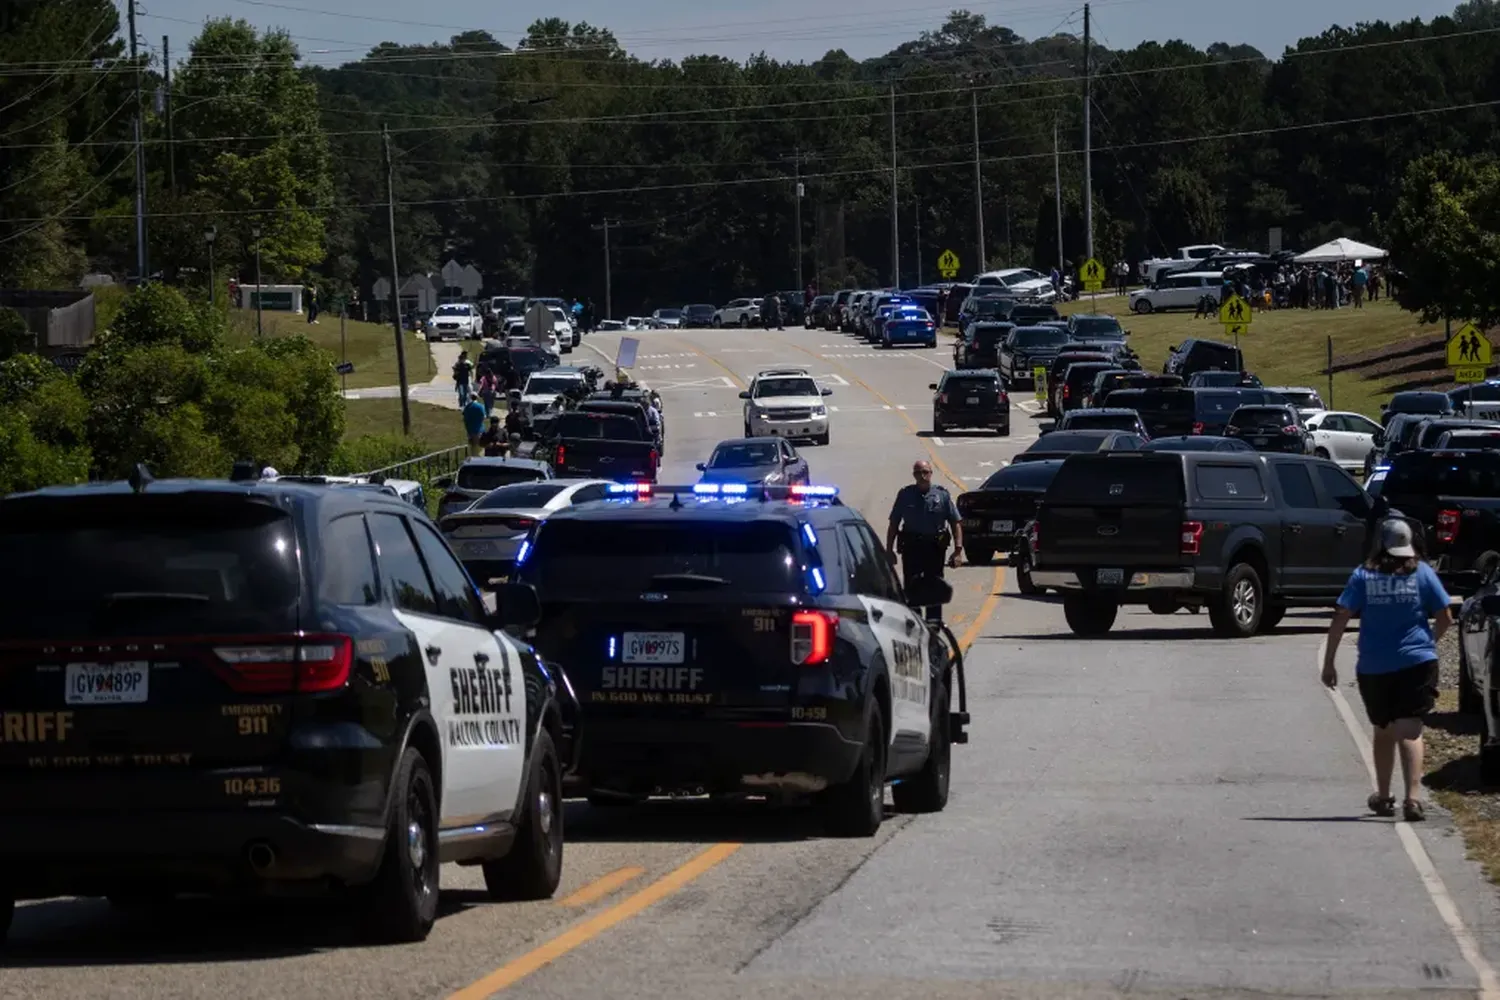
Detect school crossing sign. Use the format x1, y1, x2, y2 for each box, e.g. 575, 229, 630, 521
1448, 322, 1492, 383
937, 249, 961, 279
1079, 258, 1105, 292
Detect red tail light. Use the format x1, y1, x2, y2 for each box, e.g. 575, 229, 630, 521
1180, 520, 1204, 555
1063, 384, 1071, 399
555, 444, 566, 468
791, 610, 838, 666
1438, 509, 1461, 544
1192, 422, 1205, 435
648, 449, 659, 474
505, 516, 536, 531
939, 393, 948, 404
212, 634, 353, 694
1281, 425, 1299, 435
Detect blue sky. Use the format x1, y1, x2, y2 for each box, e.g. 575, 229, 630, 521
132, 0, 1460, 68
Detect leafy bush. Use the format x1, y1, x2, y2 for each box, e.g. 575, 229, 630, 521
0, 307, 36, 360
327, 432, 433, 476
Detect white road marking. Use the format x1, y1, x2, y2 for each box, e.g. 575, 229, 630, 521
707, 411, 717, 417
978, 460, 995, 467
829, 406, 840, 412
1316, 636, 1500, 999
931, 436, 946, 447
895, 405, 907, 410
882, 405, 892, 411
1018, 399, 1044, 414
815, 373, 850, 386
654, 376, 738, 391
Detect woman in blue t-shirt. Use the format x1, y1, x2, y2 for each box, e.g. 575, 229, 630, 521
1322, 519, 1452, 822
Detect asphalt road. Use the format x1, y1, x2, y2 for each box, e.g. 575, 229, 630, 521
7, 322, 1500, 999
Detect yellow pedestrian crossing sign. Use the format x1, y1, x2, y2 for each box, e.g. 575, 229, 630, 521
1079, 258, 1106, 292
1224, 323, 1248, 340
937, 249, 961, 279
1218, 294, 1253, 327
1447, 322, 1491, 370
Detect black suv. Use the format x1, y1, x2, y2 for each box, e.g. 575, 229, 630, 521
514, 483, 966, 837
931, 369, 1010, 435
1163, 338, 1244, 378
1057, 407, 1150, 438
997, 324, 1071, 386
1105, 387, 1286, 439
1030, 451, 1384, 638
1225, 404, 1311, 454
0, 474, 569, 944
956, 459, 1064, 564
954, 321, 1015, 370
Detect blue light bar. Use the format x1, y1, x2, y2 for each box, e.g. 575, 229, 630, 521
791, 485, 839, 498
722, 482, 748, 495
608, 482, 652, 494
515, 538, 532, 565
693, 483, 720, 494
801, 522, 818, 546
809, 566, 827, 594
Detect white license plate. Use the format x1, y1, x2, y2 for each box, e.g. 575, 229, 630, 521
967, 396, 979, 404
991, 520, 1014, 533
623, 632, 686, 664
1252, 436, 1268, 446
65, 662, 149, 705
462, 539, 501, 557
1096, 568, 1124, 586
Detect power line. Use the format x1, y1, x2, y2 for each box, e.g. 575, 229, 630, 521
8, 96, 1495, 229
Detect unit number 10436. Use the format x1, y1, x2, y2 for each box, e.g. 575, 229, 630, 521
224, 777, 280, 796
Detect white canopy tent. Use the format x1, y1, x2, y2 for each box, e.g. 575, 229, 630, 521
1293, 237, 1389, 264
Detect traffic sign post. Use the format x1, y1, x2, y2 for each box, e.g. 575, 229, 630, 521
1033, 366, 1048, 404
1448, 322, 1492, 386
1218, 294, 1253, 357
937, 249, 961, 280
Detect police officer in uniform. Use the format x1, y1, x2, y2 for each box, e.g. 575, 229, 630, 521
886, 460, 963, 621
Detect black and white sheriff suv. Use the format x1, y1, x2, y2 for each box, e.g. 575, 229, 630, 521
0, 470, 568, 944
513, 481, 969, 836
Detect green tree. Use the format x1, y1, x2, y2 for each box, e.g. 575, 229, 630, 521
0, 308, 36, 360
1386, 151, 1500, 327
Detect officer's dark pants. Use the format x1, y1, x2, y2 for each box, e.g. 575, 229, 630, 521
900, 533, 948, 623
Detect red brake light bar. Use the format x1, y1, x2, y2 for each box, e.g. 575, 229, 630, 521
212, 634, 353, 694
791, 610, 838, 665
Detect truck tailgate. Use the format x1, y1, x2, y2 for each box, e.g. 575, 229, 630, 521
1037, 453, 1187, 568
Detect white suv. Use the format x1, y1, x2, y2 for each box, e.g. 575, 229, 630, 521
1129, 271, 1223, 313
428, 302, 484, 341
714, 298, 763, 328
740, 370, 833, 445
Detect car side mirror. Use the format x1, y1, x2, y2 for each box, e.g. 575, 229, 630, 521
905, 575, 953, 608
433, 474, 455, 490
1372, 430, 1385, 446
491, 581, 542, 629
928, 383, 938, 390
695, 462, 706, 471
821, 388, 833, 396
739, 391, 751, 400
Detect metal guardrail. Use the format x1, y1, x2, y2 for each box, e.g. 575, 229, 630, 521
358, 444, 468, 483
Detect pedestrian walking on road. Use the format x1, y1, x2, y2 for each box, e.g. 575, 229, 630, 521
1322, 519, 1452, 823
477, 367, 499, 416
480, 416, 507, 456
462, 393, 488, 456
886, 460, 963, 623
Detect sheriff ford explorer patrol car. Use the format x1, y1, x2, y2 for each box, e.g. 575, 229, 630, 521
513, 481, 963, 836
0, 473, 567, 945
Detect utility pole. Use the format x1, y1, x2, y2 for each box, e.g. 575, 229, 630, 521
250, 226, 263, 337
779, 149, 811, 292
382, 124, 411, 436
164, 35, 175, 195
592, 219, 613, 320
971, 85, 986, 274
127, 0, 147, 283
914, 186, 923, 287
889, 84, 899, 290
1053, 117, 1065, 278
1083, 2, 1094, 261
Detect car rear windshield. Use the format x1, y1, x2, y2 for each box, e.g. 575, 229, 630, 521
1390, 392, 1451, 412
1070, 317, 1122, 337
525, 377, 580, 396
1045, 457, 1185, 504
973, 325, 1013, 349
1026, 432, 1112, 453
1067, 363, 1115, 384
1012, 306, 1060, 323
1197, 391, 1253, 419
0, 498, 300, 640
555, 414, 641, 439
971, 299, 1008, 319
473, 483, 569, 509
1278, 390, 1323, 408
710, 442, 779, 467
1230, 407, 1294, 428
980, 463, 1062, 490
458, 464, 548, 490
1385, 454, 1500, 497
944, 375, 1000, 394
1012, 327, 1069, 347
1066, 412, 1139, 432
524, 520, 802, 596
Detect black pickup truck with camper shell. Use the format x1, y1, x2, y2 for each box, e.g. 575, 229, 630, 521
1029, 451, 1389, 638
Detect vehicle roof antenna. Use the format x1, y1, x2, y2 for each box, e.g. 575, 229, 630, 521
669, 490, 683, 510
128, 462, 154, 494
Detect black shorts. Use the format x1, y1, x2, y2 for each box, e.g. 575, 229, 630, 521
1357, 661, 1440, 728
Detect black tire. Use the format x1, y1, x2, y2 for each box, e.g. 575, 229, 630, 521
892, 679, 950, 814
1482, 741, 1500, 787
740, 315, 750, 328
963, 543, 992, 565
997, 425, 1010, 437
484, 729, 564, 901
1146, 596, 1180, 616
933, 419, 944, 434
817, 431, 830, 446
1209, 562, 1263, 638
712, 317, 722, 328
821, 703, 885, 837
1460, 642, 1483, 715
1133, 299, 1153, 314
1314, 447, 1330, 460
1258, 602, 1287, 633
1063, 596, 1118, 636
1475, 551, 1500, 586
1014, 549, 1041, 596
362, 747, 440, 943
